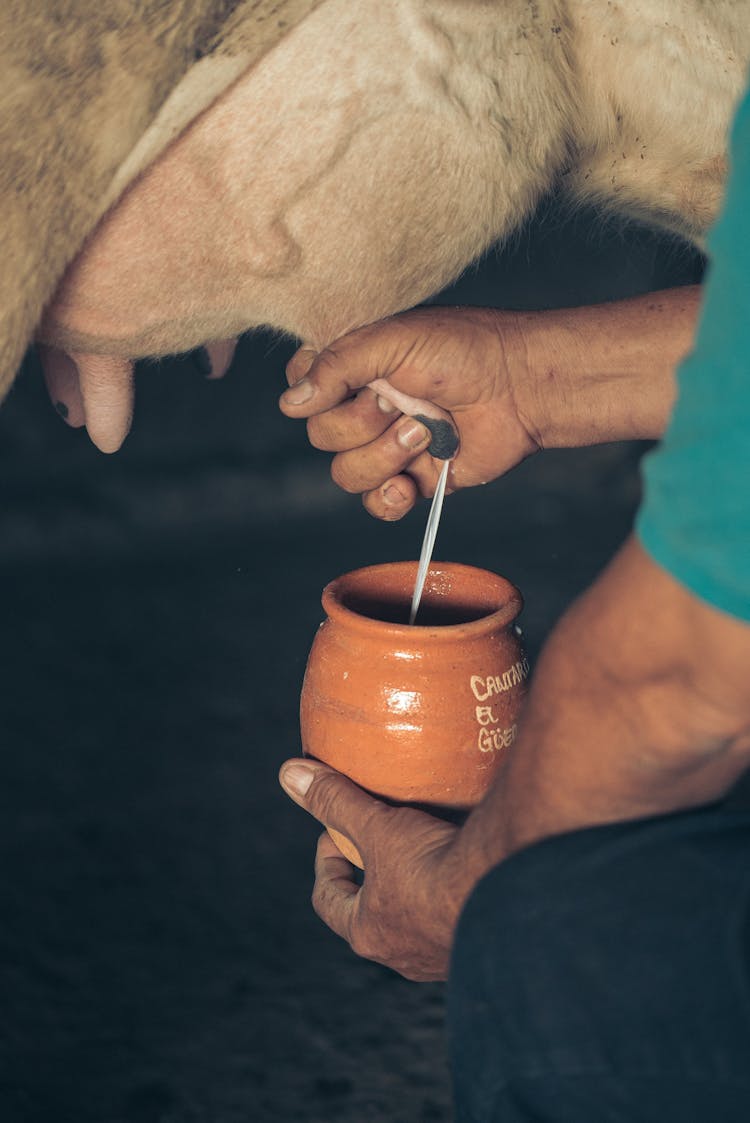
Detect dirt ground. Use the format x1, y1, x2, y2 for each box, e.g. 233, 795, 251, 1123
0, 205, 705, 1122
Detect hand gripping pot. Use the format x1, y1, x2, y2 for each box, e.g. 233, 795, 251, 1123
300, 561, 528, 868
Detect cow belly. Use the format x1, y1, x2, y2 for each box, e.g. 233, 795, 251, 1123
564, 0, 750, 244
39, 0, 571, 358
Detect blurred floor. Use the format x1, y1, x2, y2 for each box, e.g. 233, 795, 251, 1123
0, 204, 705, 1122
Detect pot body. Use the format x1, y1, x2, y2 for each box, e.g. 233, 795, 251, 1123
300, 562, 528, 864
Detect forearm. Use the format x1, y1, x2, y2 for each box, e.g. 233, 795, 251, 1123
501, 287, 701, 448
457, 535, 750, 881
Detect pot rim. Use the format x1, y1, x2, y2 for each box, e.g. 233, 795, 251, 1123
321, 560, 523, 641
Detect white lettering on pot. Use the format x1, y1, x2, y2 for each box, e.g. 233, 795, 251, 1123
470, 658, 530, 702
477, 724, 518, 753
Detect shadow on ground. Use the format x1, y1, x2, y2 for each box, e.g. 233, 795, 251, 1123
0, 204, 705, 1122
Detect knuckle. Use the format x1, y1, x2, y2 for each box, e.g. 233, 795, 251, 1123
311, 345, 337, 369
310, 880, 327, 918
309, 411, 355, 452
308, 346, 344, 388
349, 925, 377, 961
362, 799, 396, 840
408, 453, 438, 497
306, 417, 333, 451
307, 770, 346, 823
330, 458, 362, 494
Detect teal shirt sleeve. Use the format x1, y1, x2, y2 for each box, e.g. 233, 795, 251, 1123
636, 85, 750, 622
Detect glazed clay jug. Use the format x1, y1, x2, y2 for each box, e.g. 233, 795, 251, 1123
300, 561, 528, 867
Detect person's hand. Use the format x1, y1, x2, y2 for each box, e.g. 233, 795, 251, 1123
279, 290, 702, 519
278, 758, 479, 981
279, 306, 540, 521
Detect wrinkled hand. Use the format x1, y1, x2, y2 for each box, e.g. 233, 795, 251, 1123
279, 758, 477, 981
279, 307, 539, 520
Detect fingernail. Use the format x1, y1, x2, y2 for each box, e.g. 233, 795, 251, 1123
280, 763, 315, 798
284, 378, 314, 405
377, 394, 398, 414
383, 484, 406, 506
396, 418, 429, 450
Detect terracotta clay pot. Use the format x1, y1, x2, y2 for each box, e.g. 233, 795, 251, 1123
300, 561, 528, 867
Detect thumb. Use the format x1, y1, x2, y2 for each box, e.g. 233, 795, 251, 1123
279, 320, 408, 418
279, 759, 387, 853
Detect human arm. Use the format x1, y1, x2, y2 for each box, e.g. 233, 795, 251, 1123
279, 534, 750, 980
279, 288, 700, 519
279, 85, 750, 981
455, 535, 750, 868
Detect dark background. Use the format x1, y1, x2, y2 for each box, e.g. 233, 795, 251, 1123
0, 202, 705, 1122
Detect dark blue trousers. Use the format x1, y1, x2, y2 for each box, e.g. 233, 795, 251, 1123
448, 807, 750, 1122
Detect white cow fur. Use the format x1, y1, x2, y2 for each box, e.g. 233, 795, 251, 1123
43, 0, 750, 360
